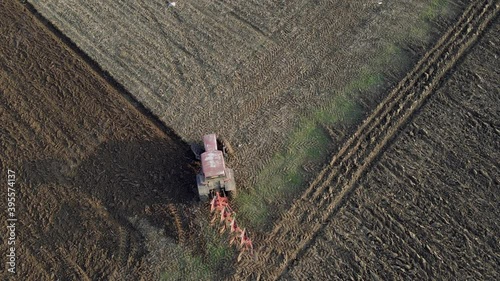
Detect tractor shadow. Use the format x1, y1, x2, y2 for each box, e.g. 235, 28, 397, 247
22, 138, 199, 228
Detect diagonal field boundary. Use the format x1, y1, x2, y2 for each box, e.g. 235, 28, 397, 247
233, 0, 499, 280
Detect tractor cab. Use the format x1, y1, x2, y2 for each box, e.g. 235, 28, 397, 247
196, 134, 236, 201
200, 134, 226, 178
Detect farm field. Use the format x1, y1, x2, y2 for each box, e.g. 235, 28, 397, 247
284, 13, 500, 281
26, 0, 471, 231
0, 1, 195, 280
235, 1, 499, 280
1, 0, 498, 280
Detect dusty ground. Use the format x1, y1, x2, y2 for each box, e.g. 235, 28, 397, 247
0, 2, 196, 280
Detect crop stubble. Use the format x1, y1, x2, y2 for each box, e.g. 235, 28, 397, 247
233, 0, 499, 280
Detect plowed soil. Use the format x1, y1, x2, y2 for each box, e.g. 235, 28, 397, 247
0, 2, 195, 280
2, 0, 499, 280
234, 0, 499, 279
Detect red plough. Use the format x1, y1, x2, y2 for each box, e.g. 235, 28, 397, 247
210, 192, 253, 261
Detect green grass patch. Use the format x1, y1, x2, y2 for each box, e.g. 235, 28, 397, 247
235, 121, 331, 229
423, 0, 449, 21
204, 226, 235, 270
234, 47, 390, 230
234, 93, 364, 229
409, 0, 450, 42
235, 52, 391, 230
161, 224, 235, 281
161, 244, 212, 281
235, 0, 454, 231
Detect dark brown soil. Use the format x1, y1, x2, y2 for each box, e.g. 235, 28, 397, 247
0, 2, 196, 280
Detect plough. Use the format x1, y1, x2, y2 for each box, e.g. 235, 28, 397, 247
210, 192, 253, 261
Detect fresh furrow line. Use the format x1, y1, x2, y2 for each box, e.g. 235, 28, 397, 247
233, 0, 498, 280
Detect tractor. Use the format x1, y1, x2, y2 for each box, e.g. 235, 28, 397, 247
195, 134, 236, 201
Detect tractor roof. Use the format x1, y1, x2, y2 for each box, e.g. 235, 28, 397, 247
201, 150, 225, 178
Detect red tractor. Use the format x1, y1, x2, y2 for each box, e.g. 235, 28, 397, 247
195, 134, 236, 201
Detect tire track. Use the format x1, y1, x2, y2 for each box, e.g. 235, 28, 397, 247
234, 1, 499, 280
58, 247, 92, 281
